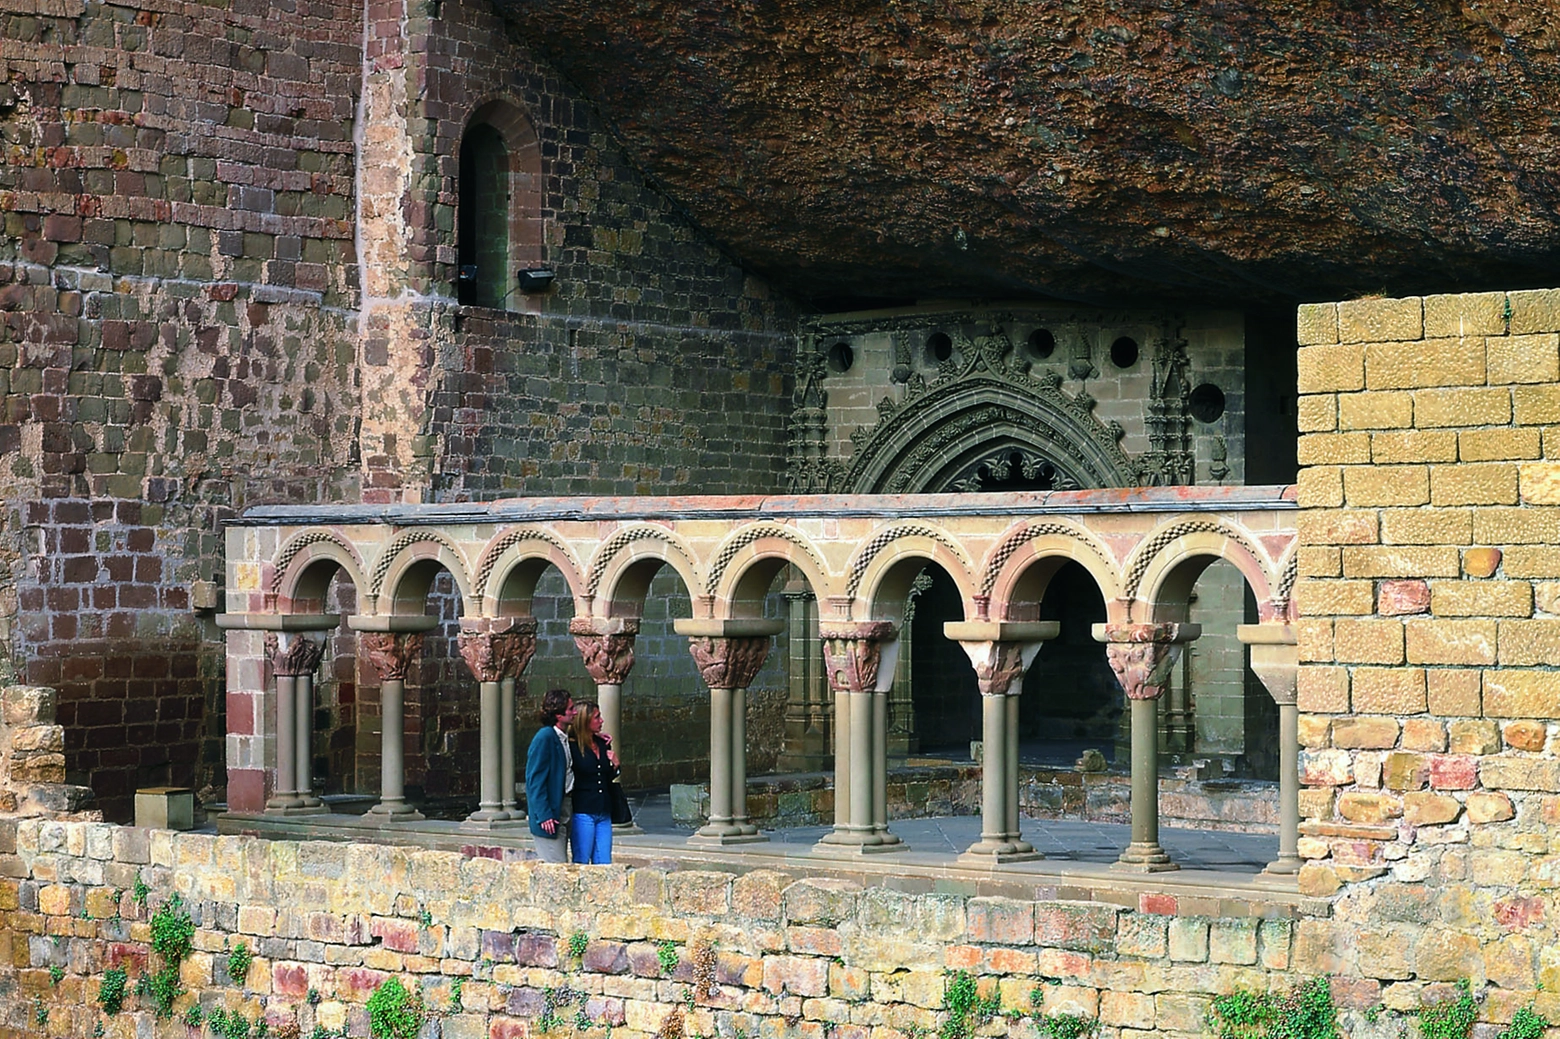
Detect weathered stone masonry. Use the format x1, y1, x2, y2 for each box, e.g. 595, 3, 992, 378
0, 819, 1314, 1039
1, 0, 795, 818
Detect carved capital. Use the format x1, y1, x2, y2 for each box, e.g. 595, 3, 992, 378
264, 631, 326, 677
457, 621, 538, 683
358, 631, 426, 682
687, 635, 772, 691
818, 621, 897, 693
573, 630, 639, 685
955, 640, 1027, 697
1096, 623, 1197, 701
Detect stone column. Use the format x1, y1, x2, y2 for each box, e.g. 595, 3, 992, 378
263, 630, 329, 815
814, 621, 906, 854
946, 620, 1058, 863
571, 616, 639, 831
778, 580, 832, 772
1093, 622, 1200, 872
457, 620, 533, 828
499, 620, 538, 819
353, 614, 439, 822
676, 618, 783, 846
1238, 623, 1302, 880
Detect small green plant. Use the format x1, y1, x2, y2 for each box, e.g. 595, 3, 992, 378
185, 1004, 205, 1027
449, 975, 465, 1010
418, 907, 433, 930
209, 1007, 231, 1035
49, 964, 64, 985
33, 997, 48, 1028
940, 969, 996, 1039
152, 893, 196, 963
1498, 1006, 1551, 1039
1042, 1014, 1098, 1039
99, 965, 129, 1015
307, 987, 322, 1005
569, 929, 589, 961
227, 940, 253, 986
1208, 977, 1339, 1039
308, 1028, 335, 1039
132, 875, 150, 908
366, 977, 426, 1039
1418, 981, 1478, 1039
144, 966, 185, 1019
657, 940, 679, 975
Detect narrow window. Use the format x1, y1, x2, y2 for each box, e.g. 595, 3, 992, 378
457, 123, 510, 308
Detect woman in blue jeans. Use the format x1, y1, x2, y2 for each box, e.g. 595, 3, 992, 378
567, 702, 619, 863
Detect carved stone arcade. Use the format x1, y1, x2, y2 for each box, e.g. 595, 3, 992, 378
221, 486, 1297, 872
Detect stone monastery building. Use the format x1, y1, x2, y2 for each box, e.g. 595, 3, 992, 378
3, 0, 1560, 1036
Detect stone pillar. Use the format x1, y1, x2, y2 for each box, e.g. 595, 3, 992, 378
263, 630, 329, 815
353, 614, 438, 822
1093, 622, 1200, 872
1238, 623, 1301, 880
571, 617, 639, 831
457, 620, 534, 828
499, 620, 538, 819
676, 618, 783, 846
778, 580, 832, 772
814, 621, 906, 854
946, 620, 1059, 863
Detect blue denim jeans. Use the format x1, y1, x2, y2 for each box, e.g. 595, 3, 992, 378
569, 811, 613, 864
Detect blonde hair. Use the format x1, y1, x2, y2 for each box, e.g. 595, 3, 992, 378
569, 701, 600, 757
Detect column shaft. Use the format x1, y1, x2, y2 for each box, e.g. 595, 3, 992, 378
294, 674, 321, 808
977, 693, 1008, 851
370, 678, 418, 816
500, 676, 518, 816
700, 686, 736, 837
871, 688, 897, 844
1266, 701, 1302, 875
732, 686, 756, 835
266, 675, 301, 810
1115, 696, 1176, 871
468, 679, 505, 822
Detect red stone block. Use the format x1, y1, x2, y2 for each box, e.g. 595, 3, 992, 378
489, 1016, 529, 1039
273, 963, 310, 998
1139, 892, 1177, 915
1377, 579, 1430, 616
1428, 755, 1478, 790
1494, 897, 1544, 931
370, 916, 419, 953
336, 967, 387, 1003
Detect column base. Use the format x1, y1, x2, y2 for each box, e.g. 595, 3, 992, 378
1112, 842, 1179, 873
366, 802, 426, 822
613, 822, 645, 836
687, 830, 769, 847
1257, 855, 1303, 884
462, 811, 522, 831
265, 803, 329, 817
959, 839, 1042, 865
812, 829, 908, 855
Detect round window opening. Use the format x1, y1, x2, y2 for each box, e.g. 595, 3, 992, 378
827, 341, 855, 374
1189, 382, 1226, 423
1026, 328, 1056, 361
1110, 336, 1139, 369
926, 332, 954, 364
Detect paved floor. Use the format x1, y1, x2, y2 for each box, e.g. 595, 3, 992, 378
623, 792, 1277, 873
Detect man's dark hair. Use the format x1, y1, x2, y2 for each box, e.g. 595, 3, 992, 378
538, 688, 571, 726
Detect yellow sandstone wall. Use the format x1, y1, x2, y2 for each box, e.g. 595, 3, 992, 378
1294, 288, 1560, 1015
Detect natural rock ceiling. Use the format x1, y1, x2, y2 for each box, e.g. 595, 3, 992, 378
494, 0, 1560, 309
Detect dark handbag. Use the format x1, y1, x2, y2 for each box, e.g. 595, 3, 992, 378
608, 781, 633, 825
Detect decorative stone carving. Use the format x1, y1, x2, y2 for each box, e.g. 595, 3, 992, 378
819, 621, 897, 693
957, 640, 1027, 697
456, 623, 537, 683
687, 635, 772, 690
1097, 622, 1194, 701
264, 632, 326, 677
1142, 330, 1195, 486
358, 632, 426, 682
571, 618, 640, 685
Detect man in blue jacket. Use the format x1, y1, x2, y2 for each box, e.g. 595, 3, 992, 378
526, 688, 576, 862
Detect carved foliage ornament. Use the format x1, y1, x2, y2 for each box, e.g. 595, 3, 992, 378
958, 640, 1027, 697
1099, 623, 1191, 701
264, 632, 326, 677
574, 632, 638, 685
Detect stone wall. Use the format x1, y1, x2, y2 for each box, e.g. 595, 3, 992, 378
0, 685, 96, 819
0, 819, 1323, 1039
1293, 288, 1560, 1009
1, 0, 798, 817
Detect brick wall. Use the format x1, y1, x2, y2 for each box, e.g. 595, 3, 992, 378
1, 0, 365, 819
2, 0, 800, 817
1, 819, 1323, 1039
1293, 288, 1560, 1005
